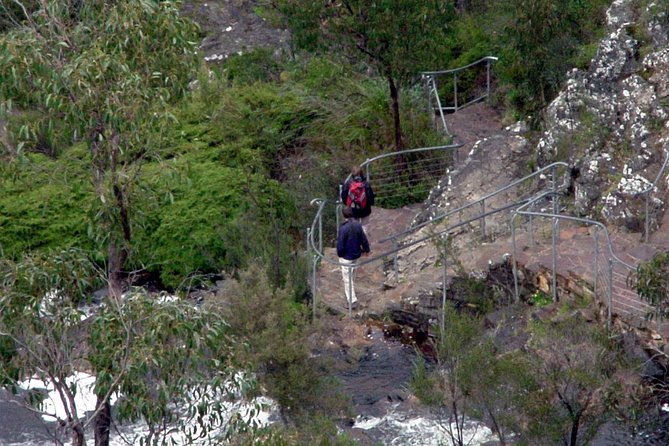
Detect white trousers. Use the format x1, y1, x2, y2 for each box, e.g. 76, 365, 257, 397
339, 258, 358, 305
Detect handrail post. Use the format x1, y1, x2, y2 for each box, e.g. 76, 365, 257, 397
511, 214, 520, 302
312, 253, 318, 319
480, 199, 486, 240
593, 227, 598, 299
393, 238, 399, 283
337, 185, 343, 229
453, 72, 458, 111
486, 59, 491, 102
552, 165, 560, 238
424, 75, 430, 113
645, 194, 650, 243
365, 161, 370, 182
432, 75, 450, 135
318, 211, 323, 253
528, 213, 534, 248
441, 233, 448, 335
551, 213, 558, 303
607, 259, 613, 331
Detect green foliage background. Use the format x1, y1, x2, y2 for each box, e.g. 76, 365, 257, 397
0, 0, 615, 287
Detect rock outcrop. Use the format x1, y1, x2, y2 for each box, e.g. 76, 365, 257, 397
536, 0, 669, 230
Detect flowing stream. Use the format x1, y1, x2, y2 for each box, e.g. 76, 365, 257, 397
2, 321, 668, 446
332, 323, 495, 446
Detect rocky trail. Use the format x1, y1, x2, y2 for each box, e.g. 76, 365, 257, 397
313, 103, 509, 318
314, 98, 669, 342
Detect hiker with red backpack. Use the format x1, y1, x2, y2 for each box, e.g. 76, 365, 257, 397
340, 166, 375, 234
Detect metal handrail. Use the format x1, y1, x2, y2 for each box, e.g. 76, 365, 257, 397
309, 198, 531, 269
634, 149, 669, 242
421, 56, 499, 76
514, 191, 636, 269
380, 162, 570, 244
511, 190, 654, 328
361, 143, 464, 168
427, 76, 450, 135
421, 56, 498, 118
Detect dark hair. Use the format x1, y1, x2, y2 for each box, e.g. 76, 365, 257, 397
351, 166, 363, 178
342, 206, 353, 219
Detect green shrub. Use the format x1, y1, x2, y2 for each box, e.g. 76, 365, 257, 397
209, 266, 348, 425
629, 251, 669, 320
219, 48, 283, 85
0, 152, 92, 257
138, 163, 296, 289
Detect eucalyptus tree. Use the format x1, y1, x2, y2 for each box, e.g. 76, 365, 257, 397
524, 318, 624, 446
0, 0, 199, 298
0, 249, 100, 446
0, 249, 244, 446
0, 1, 251, 445
273, 0, 454, 149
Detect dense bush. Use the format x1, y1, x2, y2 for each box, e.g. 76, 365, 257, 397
137, 162, 296, 289
0, 149, 93, 257
0, 0, 615, 292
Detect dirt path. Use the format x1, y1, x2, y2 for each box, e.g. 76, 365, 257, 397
313, 100, 669, 341
314, 103, 507, 318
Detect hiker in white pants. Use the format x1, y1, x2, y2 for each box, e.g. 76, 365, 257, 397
336, 206, 371, 308
340, 258, 357, 306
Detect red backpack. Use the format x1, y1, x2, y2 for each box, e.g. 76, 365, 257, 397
346, 180, 367, 209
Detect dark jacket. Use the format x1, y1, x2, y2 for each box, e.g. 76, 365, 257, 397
340, 175, 375, 218
336, 219, 370, 260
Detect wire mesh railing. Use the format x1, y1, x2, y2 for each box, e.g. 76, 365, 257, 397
341, 143, 464, 210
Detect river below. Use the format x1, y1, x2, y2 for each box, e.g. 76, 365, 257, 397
2, 318, 669, 446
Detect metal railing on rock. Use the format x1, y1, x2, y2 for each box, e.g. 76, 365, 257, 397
422, 56, 498, 136
308, 158, 571, 322
511, 191, 655, 330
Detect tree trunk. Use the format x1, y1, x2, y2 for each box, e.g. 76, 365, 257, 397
94, 396, 111, 446
107, 137, 130, 299
72, 422, 85, 446
569, 410, 581, 446
486, 406, 506, 445
387, 75, 403, 150
108, 241, 126, 299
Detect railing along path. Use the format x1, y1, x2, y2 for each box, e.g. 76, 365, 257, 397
422, 56, 498, 136
308, 56, 669, 333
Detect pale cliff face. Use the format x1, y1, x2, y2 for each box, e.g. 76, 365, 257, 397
533, 0, 669, 229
